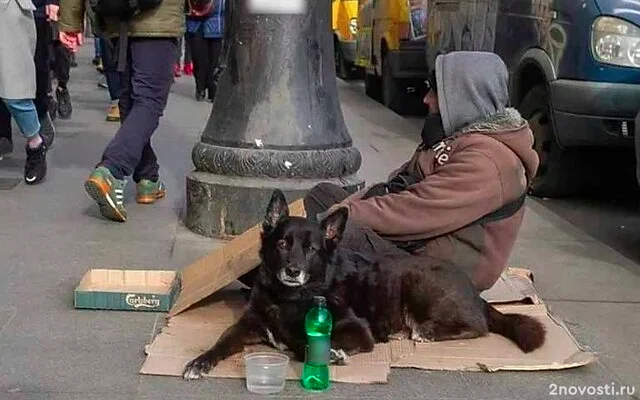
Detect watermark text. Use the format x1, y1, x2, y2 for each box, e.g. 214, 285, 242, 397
549, 383, 635, 397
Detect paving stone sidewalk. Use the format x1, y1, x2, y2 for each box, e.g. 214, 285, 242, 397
0, 44, 638, 400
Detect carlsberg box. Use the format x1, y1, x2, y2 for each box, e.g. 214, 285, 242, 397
74, 269, 180, 312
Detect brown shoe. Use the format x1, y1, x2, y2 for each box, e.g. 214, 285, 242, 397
106, 104, 120, 122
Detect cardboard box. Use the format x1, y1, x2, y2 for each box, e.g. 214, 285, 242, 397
74, 269, 180, 312
139, 198, 597, 383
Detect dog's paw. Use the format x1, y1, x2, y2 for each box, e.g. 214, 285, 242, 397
330, 348, 349, 365
182, 356, 213, 380
388, 332, 409, 341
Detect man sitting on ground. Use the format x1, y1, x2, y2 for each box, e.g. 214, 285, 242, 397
304, 51, 539, 292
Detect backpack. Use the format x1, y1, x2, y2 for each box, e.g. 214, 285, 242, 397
90, 0, 165, 72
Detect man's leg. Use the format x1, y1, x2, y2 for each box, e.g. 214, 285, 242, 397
100, 36, 122, 122
190, 31, 207, 100
304, 183, 409, 256
51, 29, 72, 119
303, 183, 350, 220
206, 38, 223, 102
184, 34, 193, 65
33, 18, 55, 147
0, 101, 13, 158
1, 99, 47, 185
85, 38, 176, 222
101, 38, 175, 178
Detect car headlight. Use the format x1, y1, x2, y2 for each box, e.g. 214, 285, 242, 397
592, 16, 640, 68
349, 18, 358, 35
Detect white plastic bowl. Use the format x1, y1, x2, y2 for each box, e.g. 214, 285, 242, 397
244, 352, 290, 394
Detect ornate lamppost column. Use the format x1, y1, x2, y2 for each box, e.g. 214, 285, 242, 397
185, 0, 364, 237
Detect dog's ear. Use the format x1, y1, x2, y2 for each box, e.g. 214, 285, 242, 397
263, 189, 289, 233
320, 207, 348, 247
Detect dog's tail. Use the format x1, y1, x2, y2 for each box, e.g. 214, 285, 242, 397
484, 301, 546, 353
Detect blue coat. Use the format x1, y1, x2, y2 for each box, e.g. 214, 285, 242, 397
185, 0, 224, 38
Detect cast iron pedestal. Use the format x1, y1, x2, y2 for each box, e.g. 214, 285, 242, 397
185, 0, 364, 237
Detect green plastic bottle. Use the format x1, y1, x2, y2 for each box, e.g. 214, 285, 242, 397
301, 296, 332, 391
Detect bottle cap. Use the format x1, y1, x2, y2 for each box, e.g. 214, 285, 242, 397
313, 296, 326, 307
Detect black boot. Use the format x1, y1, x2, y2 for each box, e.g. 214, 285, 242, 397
24, 141, 47, 185
56, 86, 72, 119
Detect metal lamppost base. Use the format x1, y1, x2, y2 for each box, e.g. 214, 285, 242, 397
185, 171, 364, 238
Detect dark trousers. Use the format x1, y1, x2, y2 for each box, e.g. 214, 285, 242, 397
176, 35, 192, 64
34, 17, 51, 119
189, 33, 222, 100
50, 31, 70, 89
99, 36, 121, 101
0, 103, 10, 140
304, 183, 408, 257
101, 38, 177, 182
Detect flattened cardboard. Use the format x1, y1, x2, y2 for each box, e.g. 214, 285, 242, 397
74, 269, 180, 312
169, 199, 306, 317
140, 268, 597, 383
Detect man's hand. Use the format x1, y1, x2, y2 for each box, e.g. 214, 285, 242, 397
59, 32, 84, 53
45, 4, 59, 21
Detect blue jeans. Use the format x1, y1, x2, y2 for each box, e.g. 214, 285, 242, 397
0, 99, 41, 139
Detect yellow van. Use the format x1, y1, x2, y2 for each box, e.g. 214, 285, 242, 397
355, 0, 429, 114
332, 0, 363, 79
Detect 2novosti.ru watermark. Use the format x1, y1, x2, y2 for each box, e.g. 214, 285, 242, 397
549, 383, 636, 397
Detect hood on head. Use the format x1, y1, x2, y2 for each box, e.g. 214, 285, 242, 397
435, 51, 510, 136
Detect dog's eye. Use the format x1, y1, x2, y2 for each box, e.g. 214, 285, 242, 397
307, 245, 319, 252
277, 239, 288, 249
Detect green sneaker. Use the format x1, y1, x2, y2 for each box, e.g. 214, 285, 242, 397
84, 166, 127, 222
136, 179, 166, 204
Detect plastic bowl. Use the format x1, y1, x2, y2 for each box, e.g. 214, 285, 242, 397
244, 352, 290, 394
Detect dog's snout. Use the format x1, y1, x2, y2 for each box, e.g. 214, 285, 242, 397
285, 267, 301, 278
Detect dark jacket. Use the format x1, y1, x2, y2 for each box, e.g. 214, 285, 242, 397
59, 0, 185, 37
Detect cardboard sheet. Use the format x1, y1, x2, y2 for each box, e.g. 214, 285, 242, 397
140, 268, 597, 383
168, 199, 306, 317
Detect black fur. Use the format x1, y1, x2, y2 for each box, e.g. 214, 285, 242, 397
182, 189, 546, 380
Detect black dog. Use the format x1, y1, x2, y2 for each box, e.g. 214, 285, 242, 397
182, 189, 546, 380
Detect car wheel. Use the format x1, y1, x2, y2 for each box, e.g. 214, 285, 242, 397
365, 71, 382, 101
381, 54, 404, 114
518, 84, 579, 198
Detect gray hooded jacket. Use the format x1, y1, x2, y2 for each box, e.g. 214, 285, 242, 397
435, 51, 517, 136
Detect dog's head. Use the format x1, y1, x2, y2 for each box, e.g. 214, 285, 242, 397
259, 189, 348, 289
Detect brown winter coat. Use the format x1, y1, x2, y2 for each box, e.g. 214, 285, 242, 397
337, 109, 538, 290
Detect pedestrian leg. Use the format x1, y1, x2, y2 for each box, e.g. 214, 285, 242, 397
34, 18, 55, 147
190, 31, 208, 100
84, 38, 176, 222
1, 99, 47, 184
206, 38, 223, 102
51, 29, 73, 119
0, 101, 13, 158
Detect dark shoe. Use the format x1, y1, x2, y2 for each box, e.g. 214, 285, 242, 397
0, 137, 13, 159
84, 166, 127, 222
24, 141, 47, 185
195, 90, 206, 102
92, 56, 101, 66
47, 93, 57, 121
56, 87, 72, 119
39, 113, 56, 148
136, 179, 166, 204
